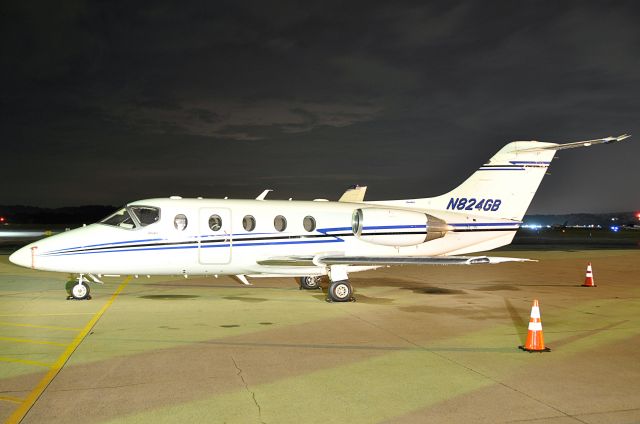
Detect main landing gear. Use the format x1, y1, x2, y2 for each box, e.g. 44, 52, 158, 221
298, 266, 355, 302
298, 276, 322, 290
66, 274, 95, 300
327, 280, 353, 302
326, 265, 354, 303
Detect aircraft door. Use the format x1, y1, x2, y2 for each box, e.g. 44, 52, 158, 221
198, 208, 232, 264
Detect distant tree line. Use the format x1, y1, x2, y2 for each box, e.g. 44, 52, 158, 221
0, 205, 117, 225
524, 212, 638, 227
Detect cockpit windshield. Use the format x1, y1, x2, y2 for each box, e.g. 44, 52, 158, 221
100, 206, 160, 229
130, 206, 160, 226
101, 208, 136, 229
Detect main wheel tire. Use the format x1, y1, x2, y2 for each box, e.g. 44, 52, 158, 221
328, 280, 353, 302
71, 282, 90, 300
299, 276, 321, 290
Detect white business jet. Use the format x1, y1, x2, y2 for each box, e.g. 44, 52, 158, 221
9, 135, 630, 302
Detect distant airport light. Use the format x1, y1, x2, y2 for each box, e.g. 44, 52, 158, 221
0, 216, 5, 223
610, 225, 620, 232
521, 223, 542, 229
636, 212, 640, 220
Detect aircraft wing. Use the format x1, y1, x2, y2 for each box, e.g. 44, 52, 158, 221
257, 255, 535, 267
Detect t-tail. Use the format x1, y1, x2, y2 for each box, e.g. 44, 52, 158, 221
385, 135, 630, 221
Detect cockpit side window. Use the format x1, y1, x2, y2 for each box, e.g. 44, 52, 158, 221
130, 206, 160, 226
100, 208, 137, 229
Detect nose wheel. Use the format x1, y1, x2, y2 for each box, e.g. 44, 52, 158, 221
66, 274, 92, 300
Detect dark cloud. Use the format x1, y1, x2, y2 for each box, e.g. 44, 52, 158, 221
1, 1, 639, 212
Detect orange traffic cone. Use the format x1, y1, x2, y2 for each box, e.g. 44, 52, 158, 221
582, 262, 596, 287
519, 299, 551, 352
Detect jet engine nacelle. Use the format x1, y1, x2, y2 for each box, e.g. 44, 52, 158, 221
351, 208, 448, 247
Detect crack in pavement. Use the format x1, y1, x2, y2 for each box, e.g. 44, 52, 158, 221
343, 308, 590, 424
231, 356, 265, 424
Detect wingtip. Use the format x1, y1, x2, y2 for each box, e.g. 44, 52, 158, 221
617, 134, 631, 141
605, 134, 631, 143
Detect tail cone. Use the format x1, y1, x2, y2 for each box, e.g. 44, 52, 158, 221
519, 299, 551, 352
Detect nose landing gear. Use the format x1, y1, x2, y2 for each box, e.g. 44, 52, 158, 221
66, 274, 94, 300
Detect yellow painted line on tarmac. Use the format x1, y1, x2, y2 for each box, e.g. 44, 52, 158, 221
0, 396, 24, 404
0, 321, 82, 332
5, 276, 131, 424
0, 357, 52, 368
0, 312, 94, 318
0, 337, 67, 347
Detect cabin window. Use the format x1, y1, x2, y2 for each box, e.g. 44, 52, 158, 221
208, 215, 222, 231
101, 207, 136, 229
174, 214, 188, 231
274, 215, 287, 232
243, 215, 256, 232
130, 206, 160, 226
303, 216, 316, 232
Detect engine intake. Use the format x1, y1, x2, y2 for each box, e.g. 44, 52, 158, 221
351, 208, 448, 247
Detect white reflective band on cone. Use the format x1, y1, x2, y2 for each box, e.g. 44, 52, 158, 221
530, 306, 541, 319
528, 321, 543, 331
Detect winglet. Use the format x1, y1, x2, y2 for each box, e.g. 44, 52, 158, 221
256, 189, 273, 200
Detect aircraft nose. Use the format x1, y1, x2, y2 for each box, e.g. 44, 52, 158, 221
9, 245, 33, 269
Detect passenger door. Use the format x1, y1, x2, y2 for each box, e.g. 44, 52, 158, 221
198, 208, 232, 264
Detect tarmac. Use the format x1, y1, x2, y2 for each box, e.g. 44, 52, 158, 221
0, 249, 639, 423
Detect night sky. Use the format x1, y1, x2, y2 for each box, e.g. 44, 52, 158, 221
2, 1, 639, 213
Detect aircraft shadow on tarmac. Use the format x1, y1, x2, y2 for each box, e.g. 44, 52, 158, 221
139, 294, 200, 300
402, 286, 466, 295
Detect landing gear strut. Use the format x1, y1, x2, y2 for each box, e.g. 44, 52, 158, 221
66, 274, 92, 300
299, 276, 322, 290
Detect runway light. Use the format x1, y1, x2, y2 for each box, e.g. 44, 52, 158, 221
0, 216, 5, 223
610, 225, 620, 232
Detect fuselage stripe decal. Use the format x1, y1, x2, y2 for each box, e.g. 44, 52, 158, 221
45, 237, 165, 254
38, 226, 519, 257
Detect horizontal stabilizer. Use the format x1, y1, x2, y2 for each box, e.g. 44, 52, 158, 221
516, 134, 630, 152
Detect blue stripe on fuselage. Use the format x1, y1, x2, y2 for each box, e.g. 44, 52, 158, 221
38, 223, 520, 257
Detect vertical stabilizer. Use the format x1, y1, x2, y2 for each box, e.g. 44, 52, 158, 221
372, 135, 628, 222
412, 141, 558, 221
